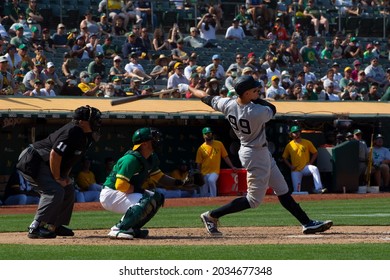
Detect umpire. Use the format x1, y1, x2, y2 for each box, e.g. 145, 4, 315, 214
16, 105, 102, 239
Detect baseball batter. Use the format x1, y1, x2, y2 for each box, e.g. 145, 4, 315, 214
178, 76, 333, 236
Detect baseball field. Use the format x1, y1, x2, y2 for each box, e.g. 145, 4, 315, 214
1, 193, 390, 260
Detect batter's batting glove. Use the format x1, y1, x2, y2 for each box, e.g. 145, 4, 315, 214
178, 83, 189, 93
182, 169, 205, 189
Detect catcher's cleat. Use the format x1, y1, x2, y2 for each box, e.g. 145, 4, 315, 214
55, 225, 74, 236
200, 211, 222, 236
108, 229, 134, 240
28, 226, 57, 239
132, 228, 149, 238
302, 220, 333, 234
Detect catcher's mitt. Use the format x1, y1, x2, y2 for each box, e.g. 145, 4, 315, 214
182, 169, 204, 189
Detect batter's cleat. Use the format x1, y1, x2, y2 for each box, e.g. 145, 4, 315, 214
312, 188, 328, 194
200, 211, 222, 236
302, 220, 333, 234
55, 225, 74, 236
108, 229, 134, 240
132, 228, 149, 238
28, 227, 57, 239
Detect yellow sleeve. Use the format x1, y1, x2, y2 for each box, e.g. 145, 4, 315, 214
219, 141, 228, 158
115, 177, 132, 193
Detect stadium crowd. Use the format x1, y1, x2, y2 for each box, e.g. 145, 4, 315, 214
0, 0, 389, 100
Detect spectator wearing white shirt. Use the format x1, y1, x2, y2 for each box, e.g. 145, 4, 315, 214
205, 54, 225, 80
124, 52, 151, 81
323, 80, 340, 101
225, 19, 245, 40
266, 60, 280, 81
197, 13, 221, 41
167, 62, 189, 90
266, 75, 286, 100
41, 79, 57, 96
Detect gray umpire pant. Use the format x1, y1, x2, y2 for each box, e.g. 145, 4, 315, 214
21, 161, 75, 227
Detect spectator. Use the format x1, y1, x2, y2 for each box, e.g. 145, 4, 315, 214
52, 23, 70, 50
363, 43, 375, 61
167, 23, 184, 49
124, 52, 152, 81
97, 14, 112, 36
10, 25, 29, 48
75, 158, 101, 203
266, 59, 280, 81
28, 26, 40, 50
61, 52, 79, 78
339, 66, 354, 91
246, 51, 262, 71
285, 82, 304, 100
42, 61, 63, 89
9, 13, 33, 39
323, 80, 341, 100
303, 0, 330, 37
112, 76, 126, 96
372, 40, 386, 59
205, 54, 225, 80
340, 80, 361, 100
329, 35, 345, 60
196, 127, 237, 197
344, 37, 362, 59
321, 68, 341, 94
183, 54, 197, 80
364, 57, 386, 87
59, 75, 83, 96
283, 125, 326, 194
354, 70, 370, 96
28, 79, 44, 96
152, 28, 170, 51
365, 82, 381, 101
103, 82, 115, 98
286, 40, 303, 64
197, 13, 221, 41
40, 79, 56, 96
300, 36, 321, 65
272, 17, 289, 41
371, 134, 390, 191
4, 44, 21, 73
0, 56, 16, 95
225, 18, 245, 40
22, 60, 45, 91
235, 4, 254, 36
167, 62, 189, 89
109, 55, 127, 82
302, 81, 318, 100
226, 54, 245, 77
98, 0, 123, 28
351, 59, 362, 81
112, 16, 127, 36
71, 35, 89, 60
80, 10, 102, 36
31, 45, 47, 66
205, 78, 220, 96
171, 39, 188, 63
88, 52, 106, 80
122, 31, 146, 59
139, 27, 152, 51
266, 75, 286, 99
184, 27, 216, 49
85, 33, 104, 59
25, 0, 44, 35
275, 42, 293, 67
78, 71, 100, 96
127, 76, 143, 95
102, 35, 119, 59
39, 28, 55, 54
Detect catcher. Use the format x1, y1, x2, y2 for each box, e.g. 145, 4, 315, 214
99, 127, 202, 239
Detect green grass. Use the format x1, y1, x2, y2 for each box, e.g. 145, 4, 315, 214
1, 197, 390, 260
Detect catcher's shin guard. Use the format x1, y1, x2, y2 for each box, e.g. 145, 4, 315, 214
118, 191, 165, 230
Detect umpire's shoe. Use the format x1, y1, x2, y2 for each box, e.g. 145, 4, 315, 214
28, 226, 57, 239
55, 225, 75, 236
302, 220, 333, 234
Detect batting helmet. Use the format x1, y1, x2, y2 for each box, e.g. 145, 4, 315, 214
132, 127, 162, 150
202, 127, 213, 134
290, 125, 301, 133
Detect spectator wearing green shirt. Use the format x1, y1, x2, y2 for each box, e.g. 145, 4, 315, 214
300, 36, 321, 65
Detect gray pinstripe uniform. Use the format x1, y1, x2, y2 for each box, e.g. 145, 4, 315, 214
211, 96, 289, 208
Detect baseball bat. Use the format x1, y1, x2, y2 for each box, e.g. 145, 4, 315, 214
110, 89, 177, 106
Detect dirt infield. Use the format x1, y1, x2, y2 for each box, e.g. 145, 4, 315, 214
1, 193, 390, 245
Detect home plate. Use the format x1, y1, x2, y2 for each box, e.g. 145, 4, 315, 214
286, 235, 326, 239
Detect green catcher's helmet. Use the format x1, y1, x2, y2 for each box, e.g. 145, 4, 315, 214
132, 127, 162, 150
